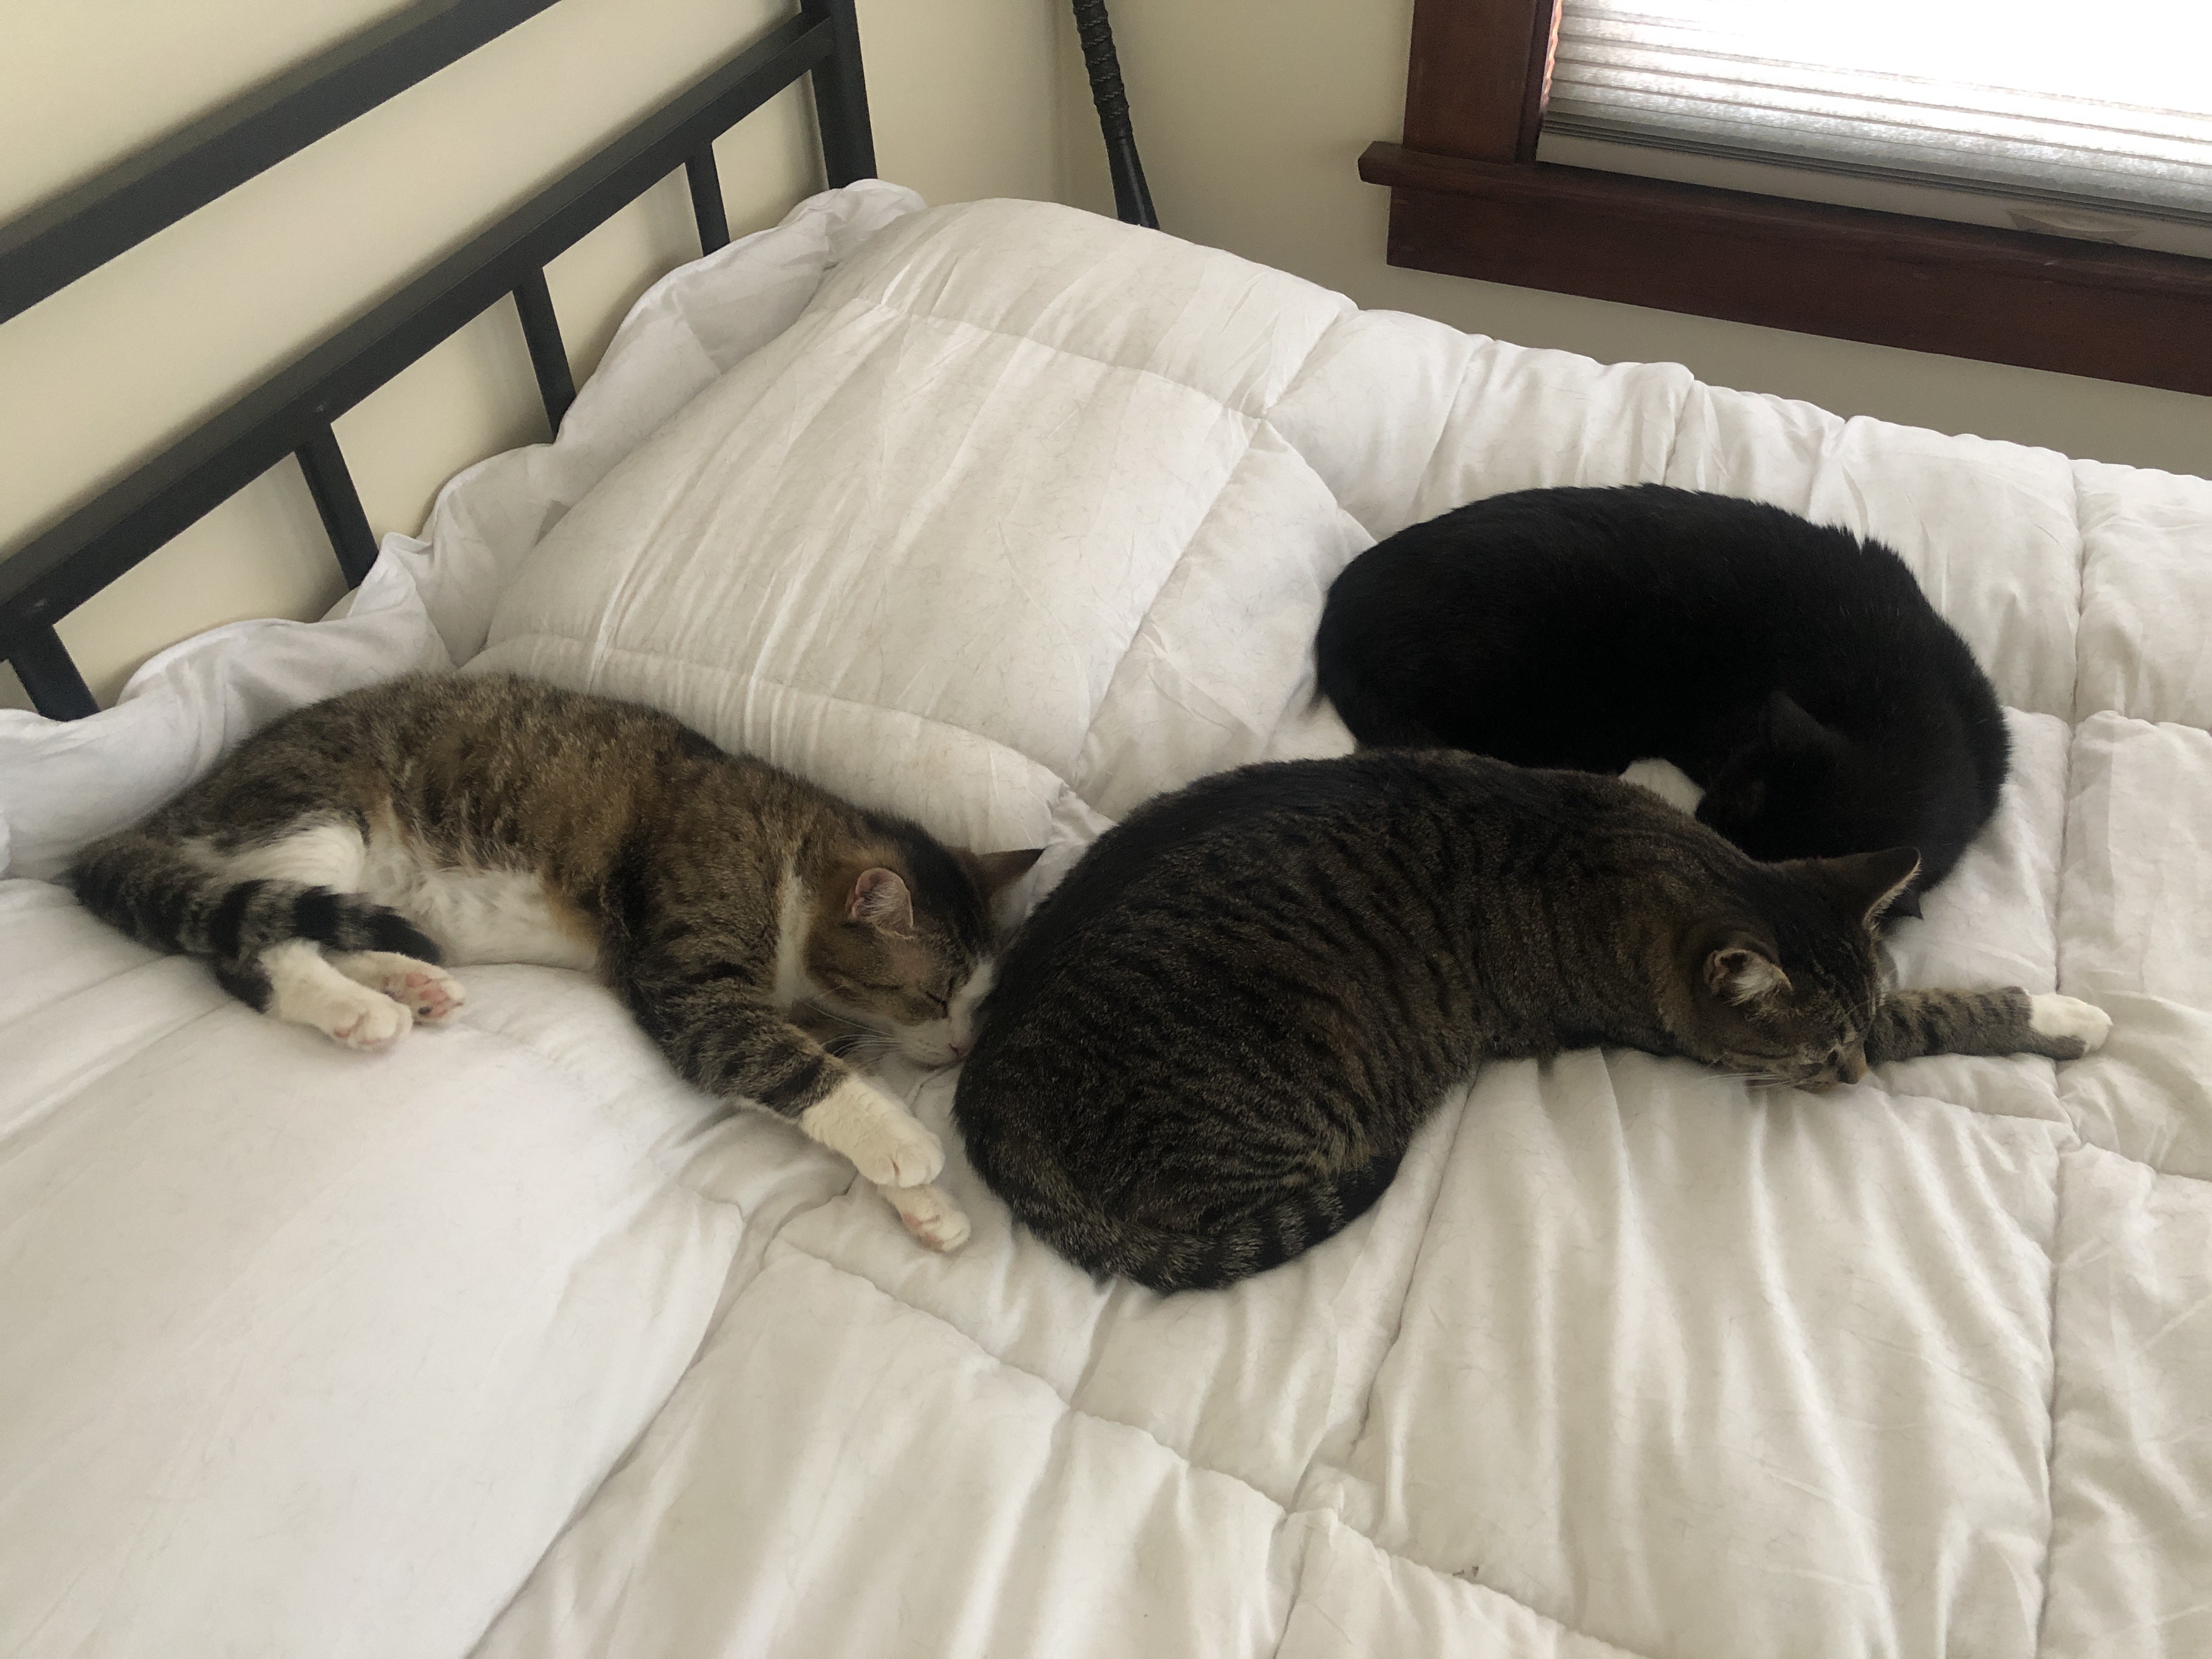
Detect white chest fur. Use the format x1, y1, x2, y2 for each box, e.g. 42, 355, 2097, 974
771, 865, 816, 1009
1621, 757, 1706, 815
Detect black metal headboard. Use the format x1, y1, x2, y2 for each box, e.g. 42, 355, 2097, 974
0, 0, 875, 721
1, 0, 1156, 722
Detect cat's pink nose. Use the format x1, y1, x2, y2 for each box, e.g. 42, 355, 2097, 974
949, 1036, 973, 1059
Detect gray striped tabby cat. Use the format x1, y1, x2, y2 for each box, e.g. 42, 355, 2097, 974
954, 750, 2111, 1291
70, 674, 1038, 1252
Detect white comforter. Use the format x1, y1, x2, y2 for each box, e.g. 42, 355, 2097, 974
3, 189, 2208, 1659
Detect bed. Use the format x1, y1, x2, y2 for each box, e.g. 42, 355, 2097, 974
4, 13, 2211, 1659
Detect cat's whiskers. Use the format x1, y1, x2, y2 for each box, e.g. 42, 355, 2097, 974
811, 1011, 905, 1069
1709, 1066, 1799, 1087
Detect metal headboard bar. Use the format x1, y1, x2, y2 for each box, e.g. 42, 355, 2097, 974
2, 4, 871, 719
1070, 0, 1156, 231
297, 425, 382, 589
0, 0, 568, 328
511, 269, 580, 433
6, 625, 99, 724
685, 153, 735, 255
809, 0, 874, 191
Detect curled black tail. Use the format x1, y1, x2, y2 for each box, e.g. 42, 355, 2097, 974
1004, 1154, 1402, 1293
1313, 597, 1444, 749
71, 833, 439, 972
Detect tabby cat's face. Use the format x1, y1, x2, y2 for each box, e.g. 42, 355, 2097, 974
804, 853, 1036, 1066
1673, 848, 1919, 1090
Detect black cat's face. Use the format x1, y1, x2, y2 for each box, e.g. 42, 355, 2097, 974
1694, 693, 1913, 882
1695, 748, 1829, 861
1672, 848, 1920, 1089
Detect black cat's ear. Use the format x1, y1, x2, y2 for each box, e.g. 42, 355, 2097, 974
848, 867, 916, 934
1701, 929, 1792, 1005
965, 848, 1044, 899
1817, 847, 1922, 931
1762, 691, 1846, 757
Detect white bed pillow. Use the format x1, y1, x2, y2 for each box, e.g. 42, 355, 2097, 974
471, 199, 1374, 876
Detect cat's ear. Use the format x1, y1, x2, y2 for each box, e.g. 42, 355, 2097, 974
1816, 846, 1922, 932
1701, 929, 1792, 1005
964, 848, 1044, 899
848, 867, 916, 934
1761, 691, 1846, 758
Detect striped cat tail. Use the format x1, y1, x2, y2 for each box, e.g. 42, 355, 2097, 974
1032, 1154, 1402, 1293
70, 832, 440, 965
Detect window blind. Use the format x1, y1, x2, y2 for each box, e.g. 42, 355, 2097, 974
1544, 1, 2212, 223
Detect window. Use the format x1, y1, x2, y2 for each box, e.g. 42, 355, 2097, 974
1361, 0, 2212, 394
1547, 1, 2212, 225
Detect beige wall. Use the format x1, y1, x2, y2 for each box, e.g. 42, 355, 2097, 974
1058, 0, 2212, 480
2, 0, 1062, 709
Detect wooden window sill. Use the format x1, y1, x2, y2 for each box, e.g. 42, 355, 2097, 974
1359, 142, 2212, 398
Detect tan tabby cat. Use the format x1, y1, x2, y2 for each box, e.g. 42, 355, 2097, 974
70, 674, 1039, 1252
957, 750, 2114, 1290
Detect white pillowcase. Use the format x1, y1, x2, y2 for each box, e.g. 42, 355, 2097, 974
470, 199, 1371, 878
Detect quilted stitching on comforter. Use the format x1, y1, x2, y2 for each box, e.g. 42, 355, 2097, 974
469, 202, 2212, 1658
2, 196, 2203, 1658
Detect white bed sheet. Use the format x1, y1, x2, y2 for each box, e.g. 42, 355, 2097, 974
4, 194, 2209, 1659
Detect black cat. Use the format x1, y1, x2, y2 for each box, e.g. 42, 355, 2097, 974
1313, 484, 2011, 911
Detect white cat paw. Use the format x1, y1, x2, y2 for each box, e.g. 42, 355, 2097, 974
1621, 757, 1705, 815
801, 1076, 945, 1187
881, 1181, 972, 1252
332, 951, 467, 1024
850, 1111, 946, 1188
2030, 994, 2112, 1053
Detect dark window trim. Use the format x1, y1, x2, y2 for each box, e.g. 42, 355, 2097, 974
1373, 0, 2212, 397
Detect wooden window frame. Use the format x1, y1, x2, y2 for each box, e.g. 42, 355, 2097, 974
1359, 0, 2212, 398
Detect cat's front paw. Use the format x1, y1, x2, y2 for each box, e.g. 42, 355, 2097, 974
801, 1077, 946, 1187
2029, 994, 2113, 1058
881, 1181, 972, 1252
851, 1112, 945, 1188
